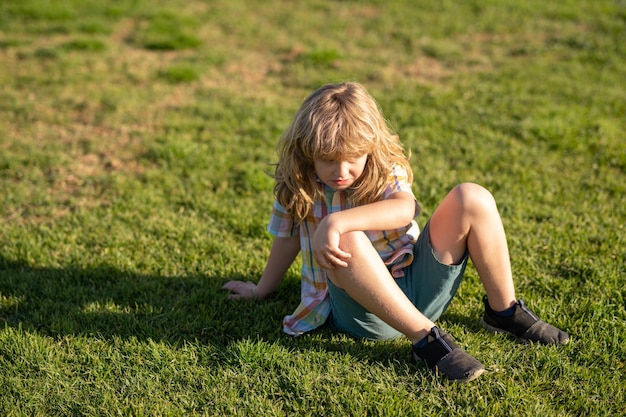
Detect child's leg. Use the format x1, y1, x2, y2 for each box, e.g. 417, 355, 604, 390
326, 230, 434, 344
326, 230, 485, 382
430, 182, 569, 345
428, 182, 516, 311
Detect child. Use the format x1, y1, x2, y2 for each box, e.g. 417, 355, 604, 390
222, 82, 569, 383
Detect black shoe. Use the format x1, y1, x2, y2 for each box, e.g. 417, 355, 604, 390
480, 296, 570, 345
412, 326, 485, 383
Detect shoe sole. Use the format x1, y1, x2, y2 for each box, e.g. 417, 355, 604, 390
480, 317, 531, 344
480, 318, 570, 345
412, 352, 485, 383
453, 367, 485, 383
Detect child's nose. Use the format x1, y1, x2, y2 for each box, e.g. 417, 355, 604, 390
337, 161, 349, 177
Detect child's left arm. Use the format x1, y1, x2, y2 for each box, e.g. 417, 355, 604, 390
222, 234, 300, 299
312, 191, 416, 268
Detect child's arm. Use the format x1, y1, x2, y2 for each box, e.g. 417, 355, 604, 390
313, 191, 416, 269
222, 235, 300, 299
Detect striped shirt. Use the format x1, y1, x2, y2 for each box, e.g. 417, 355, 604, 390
267, 165, 421, 336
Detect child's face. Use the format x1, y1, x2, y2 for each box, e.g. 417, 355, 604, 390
314, 154, 368, 191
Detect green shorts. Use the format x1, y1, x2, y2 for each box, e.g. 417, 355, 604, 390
327, 220, 468, 340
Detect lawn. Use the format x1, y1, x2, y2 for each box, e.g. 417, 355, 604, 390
0, 0, 624, 415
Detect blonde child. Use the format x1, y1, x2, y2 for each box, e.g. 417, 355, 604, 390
222, 82, 569, 382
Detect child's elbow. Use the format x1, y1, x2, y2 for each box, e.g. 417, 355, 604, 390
397, 199, 418, 225
386, 192, 417, 226
401, 212, 417, 226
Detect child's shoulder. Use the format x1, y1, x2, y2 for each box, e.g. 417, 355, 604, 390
388, 163, 412, 181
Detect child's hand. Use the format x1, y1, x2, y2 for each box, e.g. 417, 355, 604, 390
221, 280, 258, 299
312, 217, 351, 269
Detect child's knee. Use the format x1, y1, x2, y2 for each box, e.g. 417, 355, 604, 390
453, 182, 497, 213
338, 230, 370, 252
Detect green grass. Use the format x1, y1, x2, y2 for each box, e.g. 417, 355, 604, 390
1, 0, 625, 415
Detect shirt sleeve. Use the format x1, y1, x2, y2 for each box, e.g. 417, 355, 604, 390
267, 200, 299, 238
383, 165, 421, 217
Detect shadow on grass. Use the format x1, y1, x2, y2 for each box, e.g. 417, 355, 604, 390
0, 255, 479, 375
0, 255, 300, 347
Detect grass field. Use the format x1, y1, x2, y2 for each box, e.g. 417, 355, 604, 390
1, 0, 625, 415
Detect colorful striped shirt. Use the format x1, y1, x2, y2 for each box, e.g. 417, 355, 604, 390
267, 165, 421, 336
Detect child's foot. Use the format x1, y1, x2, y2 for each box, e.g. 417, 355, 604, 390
412, 326, 485, 383
480, 296, 570, 345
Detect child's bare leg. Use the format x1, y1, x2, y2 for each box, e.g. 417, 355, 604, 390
430, 183, 569, 345
429, 182, 516, 311
326, 231, 434, 344
327, 229, 485, 382
327, 225, 486, 382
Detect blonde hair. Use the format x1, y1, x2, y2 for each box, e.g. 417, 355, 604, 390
273, 82, 412, 223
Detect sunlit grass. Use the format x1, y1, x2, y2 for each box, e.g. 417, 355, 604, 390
0, 0, 624, 415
